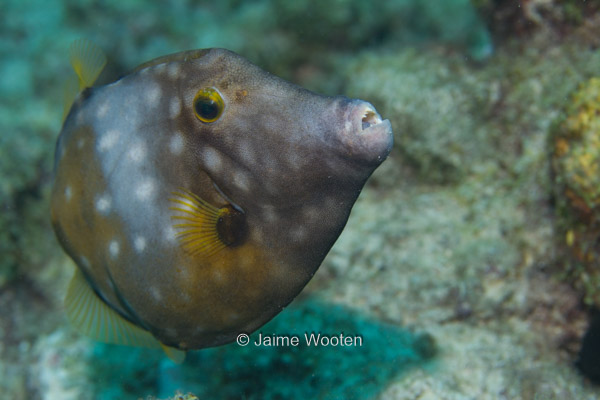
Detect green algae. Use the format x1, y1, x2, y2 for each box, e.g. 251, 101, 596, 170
552, 77, 600, 308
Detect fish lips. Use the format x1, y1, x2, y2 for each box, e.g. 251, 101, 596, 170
332, 97, 394, 166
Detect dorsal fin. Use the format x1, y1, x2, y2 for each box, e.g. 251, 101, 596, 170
69, 39, 107, 89
64, 269, 186, 363
63, 39, 107, 121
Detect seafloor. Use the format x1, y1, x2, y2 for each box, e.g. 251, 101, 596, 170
2, 0, 600, 399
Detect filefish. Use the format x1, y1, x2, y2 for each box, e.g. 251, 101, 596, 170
51, 40, 393, 362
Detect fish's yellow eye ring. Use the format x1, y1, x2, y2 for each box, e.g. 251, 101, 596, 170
193, 87, 224, 123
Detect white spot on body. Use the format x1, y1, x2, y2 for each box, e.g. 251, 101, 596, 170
169, 97, 181, 118
64, 186, 72, 202
96, 100, 110, 118
212, 269, 224, 283
233, 170, 250, 192
154, 63, 167, 74
344, 120, 352, 132
163, 225, 178, 244
169, 132, 184, 155
135, 179, 155, 200
287, 149, 306, 171
76, 112, 85, 125
238, 140, 256, 167
124, 108, 141, 128
149, 286, 163, 301
145, 83, 162, 109
167, 63, 180, 79
262, 206, 278, 224
98, 129, 120, 152
127, 142, 146, 163
95, 194, 112, 215
302, 206, 321, 223
250, 227, 265, 244
178, 291, 191, 304
134, 236, 147, 253
290, 225, 307, 242
202, 147, 222, 172
109, 240, 119, 259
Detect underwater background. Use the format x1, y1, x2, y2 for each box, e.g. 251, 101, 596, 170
2, 0, 600, 398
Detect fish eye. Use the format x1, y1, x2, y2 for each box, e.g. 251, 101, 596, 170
193, 87, 224, 123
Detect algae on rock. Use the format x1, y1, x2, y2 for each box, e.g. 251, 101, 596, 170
552, 77, 600, 308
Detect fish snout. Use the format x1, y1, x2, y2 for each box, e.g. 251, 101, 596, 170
333, 97, 394, 165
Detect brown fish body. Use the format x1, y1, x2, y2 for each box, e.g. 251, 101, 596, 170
51, 46, 393, 354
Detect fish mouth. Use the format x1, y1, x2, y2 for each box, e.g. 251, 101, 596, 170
335, 98, 394, 165
361, 108, 383, 130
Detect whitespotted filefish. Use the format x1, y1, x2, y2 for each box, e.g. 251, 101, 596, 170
51, 39, 393, 362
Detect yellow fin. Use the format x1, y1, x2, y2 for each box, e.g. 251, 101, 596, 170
169, 189, 228, 257
62, 73, 80, 122
65, 269, 160, 349
69, 38, 107, 89
62, 39, 106, 121
160, 343, 186, 364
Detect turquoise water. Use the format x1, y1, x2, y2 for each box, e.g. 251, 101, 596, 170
2, 0, 600, 399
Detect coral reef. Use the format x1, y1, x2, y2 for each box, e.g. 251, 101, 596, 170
473, 0, 600, 40
344, 41, 600, 186
340, 36, 600, 397
552, 77, 600, 308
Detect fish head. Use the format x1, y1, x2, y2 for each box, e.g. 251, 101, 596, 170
173, 48, 393, 224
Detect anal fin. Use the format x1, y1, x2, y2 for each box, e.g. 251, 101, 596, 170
65, 270, 174, 353
160, 343, 186, 364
